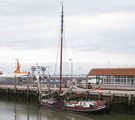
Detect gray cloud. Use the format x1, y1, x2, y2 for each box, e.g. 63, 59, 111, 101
1, 0, 135, 16
0, 0, 135, 54
64, 0, 135, 15
0, 0, 59, 16
1, 0, 135, 73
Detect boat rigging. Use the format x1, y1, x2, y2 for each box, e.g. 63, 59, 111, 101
38, 2, 107, 113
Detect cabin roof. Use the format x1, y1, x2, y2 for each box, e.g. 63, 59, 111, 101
88, 68, 135, 76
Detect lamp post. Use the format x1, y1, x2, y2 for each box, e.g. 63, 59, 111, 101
46, 66, 51, 92
69, 59, 73, 80
46, 66, 51, 75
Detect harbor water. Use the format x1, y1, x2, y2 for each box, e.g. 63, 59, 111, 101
0, 98, 135, 120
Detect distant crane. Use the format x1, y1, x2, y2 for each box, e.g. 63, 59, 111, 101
14, 59, 28, 75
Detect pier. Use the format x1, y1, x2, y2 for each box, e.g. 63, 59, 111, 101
0, 84, 135, 105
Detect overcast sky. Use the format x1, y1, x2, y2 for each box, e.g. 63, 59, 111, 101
0, 0, 135, 74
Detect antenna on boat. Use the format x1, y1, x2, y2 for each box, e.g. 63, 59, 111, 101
59, 1, 64, 94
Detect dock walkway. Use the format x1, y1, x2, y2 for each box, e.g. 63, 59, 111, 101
0, 84, 135, 104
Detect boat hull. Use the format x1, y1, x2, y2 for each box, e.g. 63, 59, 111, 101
39, 99, 56, 108
65, 105, 106, 112
39, 99, 106, 113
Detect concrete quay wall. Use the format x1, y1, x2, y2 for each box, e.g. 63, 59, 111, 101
0, 84, 135, 105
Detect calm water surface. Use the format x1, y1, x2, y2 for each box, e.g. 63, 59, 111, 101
0, 99, 135, 120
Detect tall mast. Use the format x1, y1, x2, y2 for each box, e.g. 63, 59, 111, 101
59, 2, 64, 94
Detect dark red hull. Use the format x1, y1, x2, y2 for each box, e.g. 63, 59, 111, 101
65, 105, 106, 112
39, 99, 56, 108
39, 99, 106, 113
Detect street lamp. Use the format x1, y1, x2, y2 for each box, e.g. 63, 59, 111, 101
69, 59, 73, 80
46, 66, 51, 92
46, 66, 51, 75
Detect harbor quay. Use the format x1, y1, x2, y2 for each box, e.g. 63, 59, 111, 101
0, 83, 135, 106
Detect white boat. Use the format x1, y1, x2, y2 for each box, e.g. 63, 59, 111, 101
0, 59, 29, 83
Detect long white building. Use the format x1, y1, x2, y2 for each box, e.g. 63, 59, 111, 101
88, 68, 135, 85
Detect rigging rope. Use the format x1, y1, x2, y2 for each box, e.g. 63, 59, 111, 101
54, 33, 61, 79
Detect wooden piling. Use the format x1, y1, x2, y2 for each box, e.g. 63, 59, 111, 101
27, 76, 29, 99
128, 94, 132, 106
98, 93, 102, 100
14, 75, 17, 94
6, 85, 8, 97
111, 93, 114, 102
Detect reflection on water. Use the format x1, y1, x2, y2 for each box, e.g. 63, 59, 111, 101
38, 107, 92, 120
0, 100, 92, 120
0, 99, 135, 120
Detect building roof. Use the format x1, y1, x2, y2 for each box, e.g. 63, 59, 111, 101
88, 68, 135, 76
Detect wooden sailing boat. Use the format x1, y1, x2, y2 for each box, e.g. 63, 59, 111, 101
38, 2, 107, 112
38, 2, 65, 109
